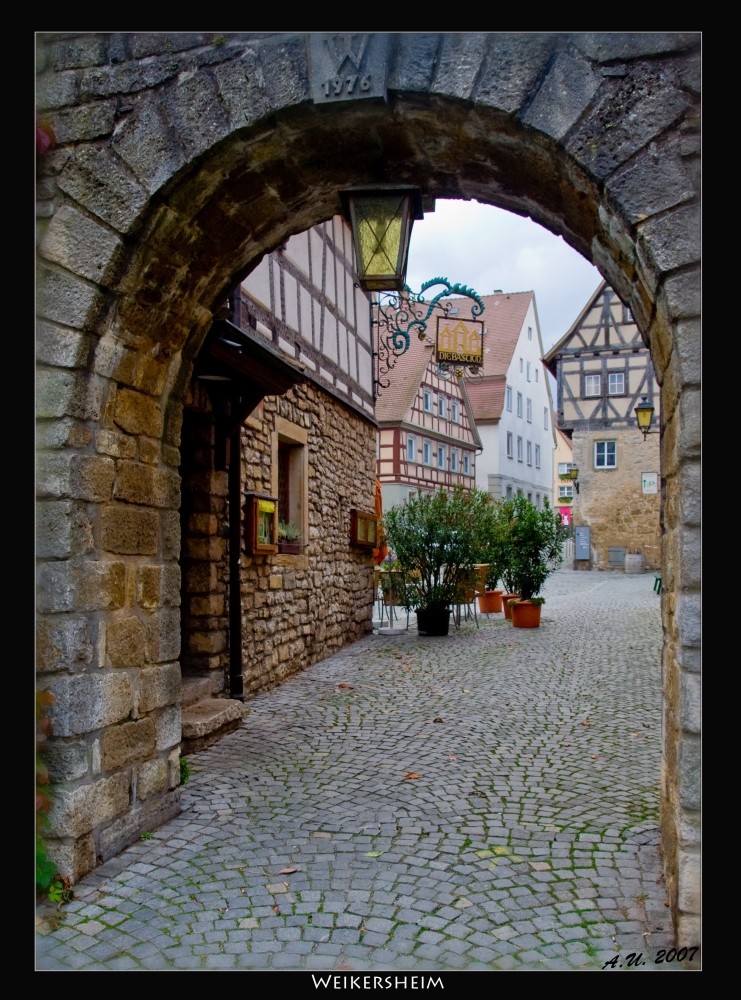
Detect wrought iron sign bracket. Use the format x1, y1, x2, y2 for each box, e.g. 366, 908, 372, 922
372, 278, 485, 398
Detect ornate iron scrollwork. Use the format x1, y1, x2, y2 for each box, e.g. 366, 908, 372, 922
372, 278, 485, 397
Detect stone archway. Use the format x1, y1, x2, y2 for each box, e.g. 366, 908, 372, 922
35, 32, 700, 946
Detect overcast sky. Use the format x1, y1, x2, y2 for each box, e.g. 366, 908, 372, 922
405, 199, 603, 353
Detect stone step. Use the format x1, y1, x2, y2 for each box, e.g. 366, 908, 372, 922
181, 674, 222, 708
181, 697, 246, 755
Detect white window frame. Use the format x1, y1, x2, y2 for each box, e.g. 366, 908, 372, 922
526, 398, 532, 423
558, 484, 574, 499
526, 441, 532, 466
423, 388, 432, 412
406, 436, 416, 462
438, 395, 447, 419
526, 361, 532, 382
585, 374, 601, 397
595, 440, 617, 469
505, 386, 512, 412
423, 441, 431, 465
517, 436, 523, 462
437, 445, 446, 469
450, 448, 458, 472
608, 371, 625, 395
517, 392, 523, 418
534, 444, 541, 469
451, 399, 460, 424
544, 407, 549, 430
463, 452, 471, 475
528, 326, 533, 341
506, 432, 513, 459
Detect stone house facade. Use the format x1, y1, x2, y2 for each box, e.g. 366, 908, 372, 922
543, 281, 661, 571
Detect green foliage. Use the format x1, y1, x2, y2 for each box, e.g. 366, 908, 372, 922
278, 520, 300, 541
180, 755, 191, 785
383, 486, 500, 612
140, 831, 154, 840
503, 495, 568, 600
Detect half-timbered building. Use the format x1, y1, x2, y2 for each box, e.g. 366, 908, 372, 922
543, 280, 661, 570
179, 217, 379, 750
375, 326, 480, 511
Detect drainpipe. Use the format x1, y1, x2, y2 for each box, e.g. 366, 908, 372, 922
228, 424, 244, 701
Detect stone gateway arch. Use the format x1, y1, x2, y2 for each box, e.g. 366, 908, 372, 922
35, 33, 701, 948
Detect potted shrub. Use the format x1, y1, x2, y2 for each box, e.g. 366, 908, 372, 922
475, 498, 509, 614
277, 520, 301, 554
505, 496, 568, 628
383, 486, 495, 636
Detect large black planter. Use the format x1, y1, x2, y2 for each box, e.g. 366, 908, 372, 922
416, 607, 451, 636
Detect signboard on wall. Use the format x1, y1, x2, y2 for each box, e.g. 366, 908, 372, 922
435, 317, 484, 366
641, 472, 658, 494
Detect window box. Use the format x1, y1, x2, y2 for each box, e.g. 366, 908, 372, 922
244, 493, 278, 555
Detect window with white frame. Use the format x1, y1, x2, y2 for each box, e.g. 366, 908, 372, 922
406, 436, 416, 462
506, 485, 513, 499
463, 452, 471, 475
520, 358, 523, 372
558, 484, 574, 499
505, 386, 512, 412
623, 305, 633, 323
535, 369, 539, 382
526, 398, 532, 423
528, 326, 533, 341
585, 374, 601, 397
451, 399, 460, 423
526, 441, 532, 466
595, 440, 617, 468
534, 444, 541, 469
544, 407, 549, 430
450, 449, 458, 472
423, 388, 432, 412
437, 445, 446, 469
423, 441, 431, 465
526, 362, 531, 382
558, 462, 571, 476
608, 371, 625, 395
506, 432, 513, 459
517, 392, 523, 417
438, 395, 447, 419
517, 436, 523, 462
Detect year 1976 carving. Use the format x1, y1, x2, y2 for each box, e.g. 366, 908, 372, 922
602, 947, 699, 969
322, 75, 372, 98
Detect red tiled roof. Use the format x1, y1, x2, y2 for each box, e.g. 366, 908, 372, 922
465, 378, 506, 421
374, 327, 436, 423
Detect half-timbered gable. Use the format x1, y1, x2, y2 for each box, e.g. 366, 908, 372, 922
238, 217, 375, 417
465, 291, 556, 506
545, 280, 659, 434
375, 325, 480, 511
543, 281, 661, 570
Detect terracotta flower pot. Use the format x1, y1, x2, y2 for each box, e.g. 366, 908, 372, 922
502, 594, 520, 620
510, 599, 542, 628
478, 589, 503, 614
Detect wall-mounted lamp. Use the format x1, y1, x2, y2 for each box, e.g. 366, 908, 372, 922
566, 464, 580, 495
634, 396, 659, 440
340, 185, 424, 292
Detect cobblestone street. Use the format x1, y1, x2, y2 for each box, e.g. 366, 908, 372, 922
36, 569, 700, 973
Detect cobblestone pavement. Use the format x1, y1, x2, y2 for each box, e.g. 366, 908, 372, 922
36, 570, 701, 973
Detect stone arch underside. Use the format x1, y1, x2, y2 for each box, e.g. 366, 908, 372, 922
35, 32, 700, 948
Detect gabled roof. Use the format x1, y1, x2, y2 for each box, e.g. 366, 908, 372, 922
465, 377, 506, 422
476, 291, 535, 378
374, 329, 436, 423
542, 279, 607, 377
